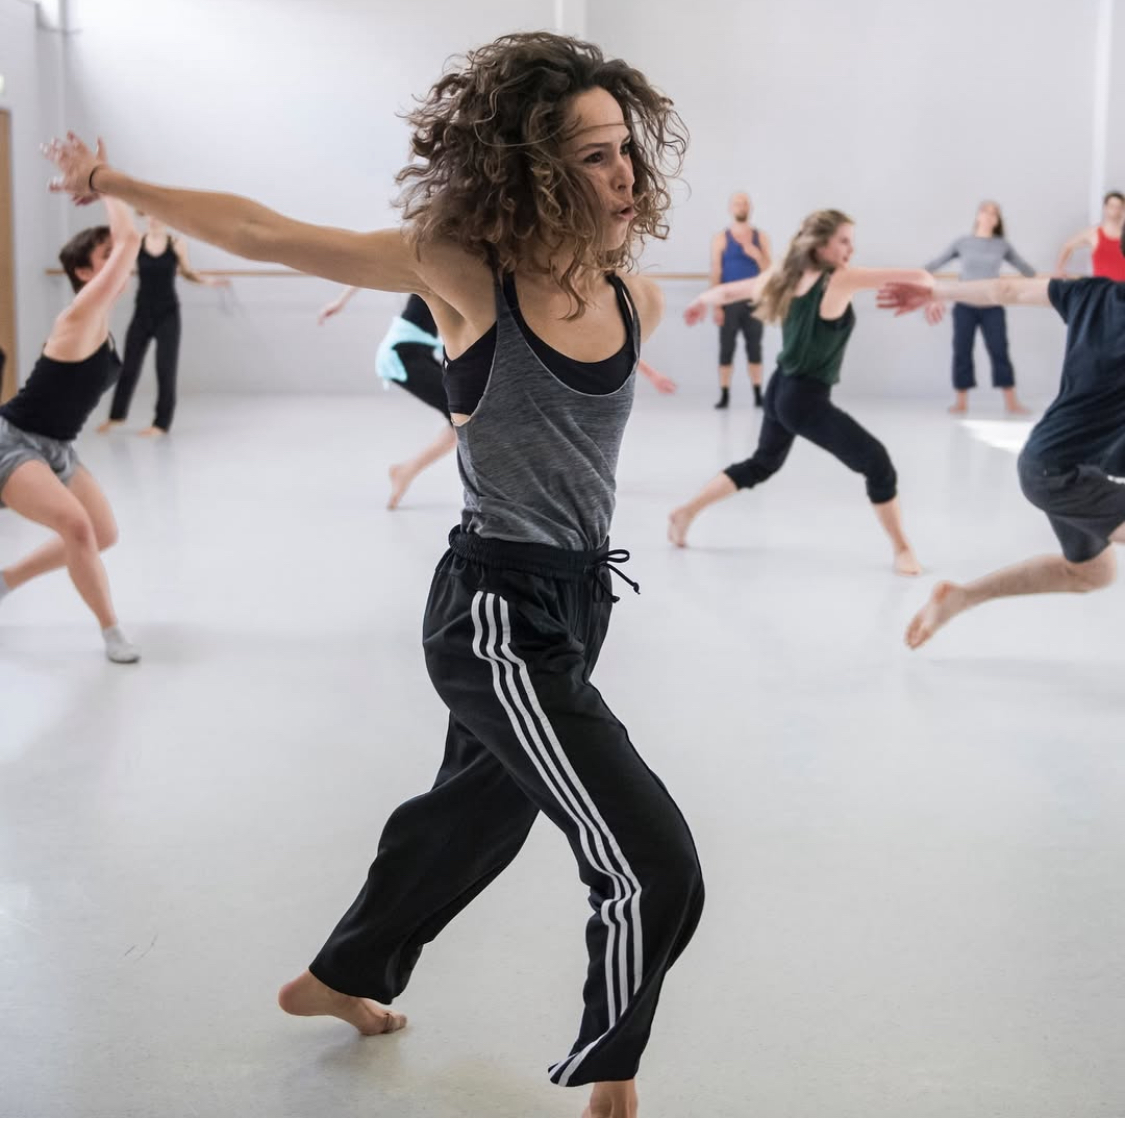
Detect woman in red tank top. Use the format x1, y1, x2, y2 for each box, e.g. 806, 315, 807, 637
1056, 191, 1125, 279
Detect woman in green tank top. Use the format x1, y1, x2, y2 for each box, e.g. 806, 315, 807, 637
669, 209, 927, 576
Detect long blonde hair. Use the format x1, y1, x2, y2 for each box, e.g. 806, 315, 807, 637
758, 209, 853, 324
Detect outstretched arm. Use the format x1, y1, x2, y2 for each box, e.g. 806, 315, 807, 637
637, 358, 676, 394
45, 133, 424, 293
922, 242, 959, 274
318, 286, 361, 325
1055, 226, 1096, 276
1003, 243, 1037, 278
878, 273, 1051, 316
683, 274, 767, 325
173, 237, 230, 287
68, 193, 141, 322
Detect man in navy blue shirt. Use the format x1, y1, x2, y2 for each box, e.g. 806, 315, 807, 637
877, 267, 1125, 648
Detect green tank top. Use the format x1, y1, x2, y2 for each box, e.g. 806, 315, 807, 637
776, 271, 856, 387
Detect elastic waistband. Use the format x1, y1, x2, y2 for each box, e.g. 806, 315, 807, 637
448, 527, 640, 601
449, 527, 608, 578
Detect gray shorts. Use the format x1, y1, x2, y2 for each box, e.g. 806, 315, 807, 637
0, 416, 81, 507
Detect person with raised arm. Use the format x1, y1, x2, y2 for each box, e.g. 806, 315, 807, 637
668, 209, 924, 575
1055, 191, 1125, 281
880, 262, 1125, 649
923, 200, 1034, 416
44, 33, 702, 1118
98, 212, 229, 437
0, 149, 141, 663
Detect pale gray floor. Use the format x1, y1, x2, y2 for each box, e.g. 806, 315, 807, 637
2, 387, 1124, 1117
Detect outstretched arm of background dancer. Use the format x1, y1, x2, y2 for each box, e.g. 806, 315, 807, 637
55, 169, 141, 349
318, 286, 360, 325
638, 358, 676, 394
878, 274, 1051, 316
44, 133, 437, 295
1055, 226, 1096, 276
684, 274, 768, 324
173, 238, 230, 288
922, 242, 959, 274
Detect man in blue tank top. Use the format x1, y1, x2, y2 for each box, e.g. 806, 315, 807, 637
710, 192, 771, 408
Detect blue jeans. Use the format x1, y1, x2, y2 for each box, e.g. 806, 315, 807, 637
952, 303, 1014, 390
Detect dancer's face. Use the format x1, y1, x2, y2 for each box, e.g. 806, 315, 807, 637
1105, 196, 1124, 226
729, 193, 751, 223
817, 223, 854, 269
564, 86, 636, 251
976, 202, 1000, 235
74, 236, 113, 286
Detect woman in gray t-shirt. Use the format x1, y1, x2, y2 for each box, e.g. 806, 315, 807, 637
924, 200, 1035, 415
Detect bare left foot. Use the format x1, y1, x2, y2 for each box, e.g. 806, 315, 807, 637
667, 506, 694, 548
387, 464, 413, 510
894, 546, 922, 576
905, 580, 967, 649
137, 426, 168, 438
278, 970, 407, 1035
1005, 401, 1031, 416
583, 1079, 638, 1118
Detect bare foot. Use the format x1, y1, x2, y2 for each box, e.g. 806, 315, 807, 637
947, 402, 967, 415
96, 419, 124, 434
1005, 401, 1031, 416
583, 1080, 638, 1118
387, 464, 413, 511
137, 426, 168, 438
277, 970, 407, 1035
905, 580, 966, 649
893, 546, 923, 576
667, 507, 694, 548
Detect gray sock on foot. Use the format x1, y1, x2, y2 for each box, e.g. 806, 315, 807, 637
102, 624, 141, 664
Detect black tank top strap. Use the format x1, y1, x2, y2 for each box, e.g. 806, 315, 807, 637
606, 273, 641, 361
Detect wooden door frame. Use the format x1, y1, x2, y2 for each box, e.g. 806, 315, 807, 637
0, 107, 16, 403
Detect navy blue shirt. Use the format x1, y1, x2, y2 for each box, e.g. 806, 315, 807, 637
1022, 279, 1125, 471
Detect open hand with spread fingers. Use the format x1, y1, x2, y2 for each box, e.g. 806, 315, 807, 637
42, 132, 106, 205
876, 279, 936, 317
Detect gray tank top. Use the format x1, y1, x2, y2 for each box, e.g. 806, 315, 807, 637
454, 274, 639, 550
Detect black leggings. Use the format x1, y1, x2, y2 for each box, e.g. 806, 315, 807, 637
109, 306, 181, 431
724, 371, 897, 504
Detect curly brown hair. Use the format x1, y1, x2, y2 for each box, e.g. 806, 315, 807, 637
395, 31, 687, 315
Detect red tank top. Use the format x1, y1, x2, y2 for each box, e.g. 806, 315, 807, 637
1091, 227, 1125, 280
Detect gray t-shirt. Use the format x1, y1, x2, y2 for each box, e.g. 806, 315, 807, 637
924, 235, 1036, 281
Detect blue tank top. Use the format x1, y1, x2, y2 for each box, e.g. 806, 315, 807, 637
721, 229, 761, 283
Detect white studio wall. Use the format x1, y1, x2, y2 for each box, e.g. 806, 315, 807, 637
6, 0, 1120, 400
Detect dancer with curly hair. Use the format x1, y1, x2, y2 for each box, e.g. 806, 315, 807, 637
667, 209, 925, 575
45, 32, 702, 1116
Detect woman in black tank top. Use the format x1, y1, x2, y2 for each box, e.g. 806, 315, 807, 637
0, 183, 143, 663
47, 34, 701, 1114
97, 213, 228, 437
